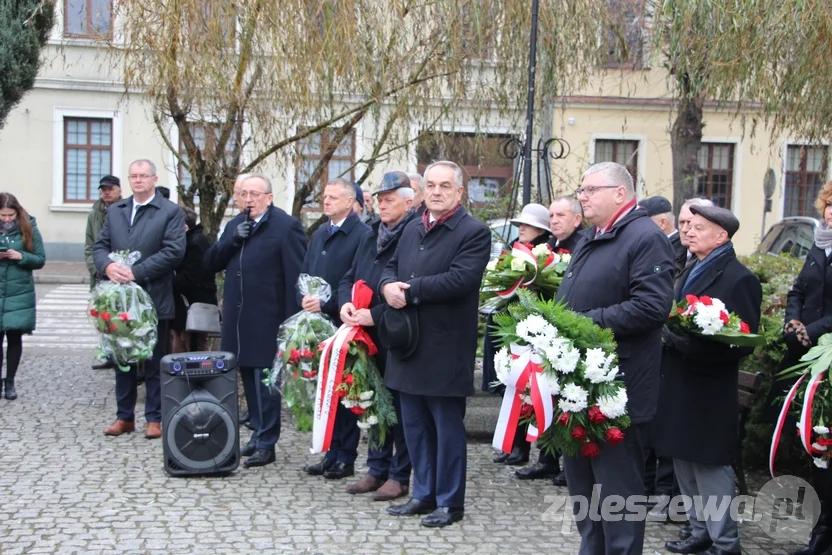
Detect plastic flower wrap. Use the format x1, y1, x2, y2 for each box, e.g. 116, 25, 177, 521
264, 274, 337, 432
88, 251, 158, 371
491, 289, 629, 458
668, 294, 765, 347
480, 242, 570, 314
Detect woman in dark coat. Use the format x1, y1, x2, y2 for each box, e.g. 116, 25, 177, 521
172, 206, 218, 353
482, 203, 552, 466
0, 193, 46, 400
783, 180, 832, 555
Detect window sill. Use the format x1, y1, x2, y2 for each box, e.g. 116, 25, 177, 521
50, 204, 94, 213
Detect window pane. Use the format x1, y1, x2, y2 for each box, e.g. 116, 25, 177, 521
66, 149, 87, 200
66, 120, 87, 145
616, 142, 635, 166
333, 136, 353, 157
90, 0, 112, 34
697, 145, 708, 168
65, 0, 88, 35
807, 147, 827, 173
298, 133, 321, 156
90, 150, 110, 182
786, 146, 801, 172
328, 159, 352, 180
90, 121, 110, 146
595, 141, 614, 163
713, 145, 731, 170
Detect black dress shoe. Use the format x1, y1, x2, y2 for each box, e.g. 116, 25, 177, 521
303, 457, 335, 476
421, 507, 464, 528
515, 462, 559, 480
679, 525, 692, 539
323, 462, 354, 480
665, 536, 713, 554
241, 439, 256, 457
387, 498, 437, 516
91, 360, 115, 370
552, 471, 568, 486
493, 452, 510, 463
505, 446, 530, 465
243, 448, 276, 468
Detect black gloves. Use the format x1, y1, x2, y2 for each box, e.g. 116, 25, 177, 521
662, 326, 690, 353
232, 221, 252, 246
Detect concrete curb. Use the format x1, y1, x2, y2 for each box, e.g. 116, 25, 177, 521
35, 275, 89, 284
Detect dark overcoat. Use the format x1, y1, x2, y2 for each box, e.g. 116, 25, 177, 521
379, 207, 491, 397
547, 227, 586, 254
669, 231, 688, 276
93, 191, 186, 320
338, 212, 417, 374
653, 248, 762, 465
172, 224, 217, 330
203, 205, 306, 368
786, 245, 832, 348
554, 208, 675, 424
301, 211, 370, 325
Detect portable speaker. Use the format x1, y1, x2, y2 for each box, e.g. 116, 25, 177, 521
160, 351, 239, 476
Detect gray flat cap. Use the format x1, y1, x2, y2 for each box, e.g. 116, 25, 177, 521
689, 204, 740, 238
639, 196, 672, 217
374, 171, 411, 195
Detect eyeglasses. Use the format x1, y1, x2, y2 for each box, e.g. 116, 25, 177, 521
128, 174, 154, 180
574, 185, 619, 197
239, 191, 266, 200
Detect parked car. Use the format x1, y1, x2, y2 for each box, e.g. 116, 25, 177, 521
754, 216, 818, 259
488, 218, 519, 259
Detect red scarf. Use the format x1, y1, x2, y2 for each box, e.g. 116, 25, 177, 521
596, 198, 637, 237
422, 203, 461, 233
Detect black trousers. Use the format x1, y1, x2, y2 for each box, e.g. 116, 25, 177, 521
114, 320, 168, 423
325, 402, 360, 464
0, 331, 23, 382
240, 366, 281, 449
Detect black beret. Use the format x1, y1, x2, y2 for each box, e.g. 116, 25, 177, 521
689, 204, 740, 238
639, 196, 672, 217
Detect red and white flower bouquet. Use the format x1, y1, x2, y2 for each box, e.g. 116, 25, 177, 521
668, 294, 765, 347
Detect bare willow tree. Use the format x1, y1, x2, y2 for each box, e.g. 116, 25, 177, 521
644, 1, 832, 215
107, 0, 610, 239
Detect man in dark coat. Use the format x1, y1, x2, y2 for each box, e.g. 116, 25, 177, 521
339, 171, 416, 502
657, 206, 761, 555
380, 160, 491, 528
301, 178, 370, 480
93, 159, 186, 439
676, 198, 714, 285
546, 195, 584, 253
554, 161, 675, 555
204, 173, 306, 467
640, 195, 688, 275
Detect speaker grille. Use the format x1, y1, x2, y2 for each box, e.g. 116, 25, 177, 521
166, 396, 237, 471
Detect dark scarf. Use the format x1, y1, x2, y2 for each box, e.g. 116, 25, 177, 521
377, 211, 413, 252
680, 241, 734, 296
422, 203, 461, 233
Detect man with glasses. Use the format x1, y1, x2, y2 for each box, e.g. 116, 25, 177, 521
555, 162, 674, 554
204, 173, 307, 467
93, 159, 186, 440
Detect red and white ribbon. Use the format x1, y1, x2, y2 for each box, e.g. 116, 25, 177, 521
799, 372, 826, 457
491, 343, 555, 453
769, 374, 806, 478
496, 243, 541, 299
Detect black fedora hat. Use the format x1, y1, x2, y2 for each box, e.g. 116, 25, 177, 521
378, 307, 419, 359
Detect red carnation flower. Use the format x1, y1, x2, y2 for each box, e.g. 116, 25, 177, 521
700, 296, 713, 306
571, 425, 587, 441
119, 312, 130, 322
520, 404, 534, 420
558, 413, 569, 426
685, 294, 698, 306
676, 307, 685, 314
101, 312, 112, 322
90, 308, 99, 317
289, 349, 301, 364
740, 321, 750, 333
606, 427, 625, 445
557, 248, 570, 254
818, 438, 832, 447
719, 311, 730, 325
350, 406, 366, 415
108, 324, 117, 332
588, 406, 606, 424
580, 442, 601, 457
302, 349, 315, 359
344, 374, 354, 385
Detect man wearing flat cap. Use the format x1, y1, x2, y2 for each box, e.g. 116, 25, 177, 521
379, 160, 491, 527
654, 205, 761, 555
339, 170, 416, 502
640, 195, 687, 274
85, 175, 123, 291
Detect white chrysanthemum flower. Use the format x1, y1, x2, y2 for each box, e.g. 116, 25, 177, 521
359, 391, 374, 401
511, 258, 527, 272
815, 457, 829, 469
558, 397, 588, 413
561, 254, 571, 263
604, 365, 620, 382
553, 343, 580, 375
815, 426, 830, 435
366, 415, 379, 426
486, 259, 498, 272
342, 399, 356, 408
357, 421, 371, 430
710, 298, 727, 312
358, 400, 373, 409
597, 388, 628, 419
521, 393, 533, 405
813, 442, 828, 452
562, 383, 588, 403
693, 305, 725, 335
584, 348, 606, 370
494, 347, 512, 384
516, 315, 558, 347
531, 244, 551, 258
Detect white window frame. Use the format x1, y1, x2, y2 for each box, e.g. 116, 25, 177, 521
51, 0, 125, 46
699, 136, 742, 214
51, 106, 123, 212
778, 140, 832, 221
589, 133, 647, 197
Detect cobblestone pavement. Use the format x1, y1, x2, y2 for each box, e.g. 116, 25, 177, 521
0, 355, 807, 554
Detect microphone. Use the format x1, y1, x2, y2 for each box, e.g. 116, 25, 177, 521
243, 207, 252, 222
